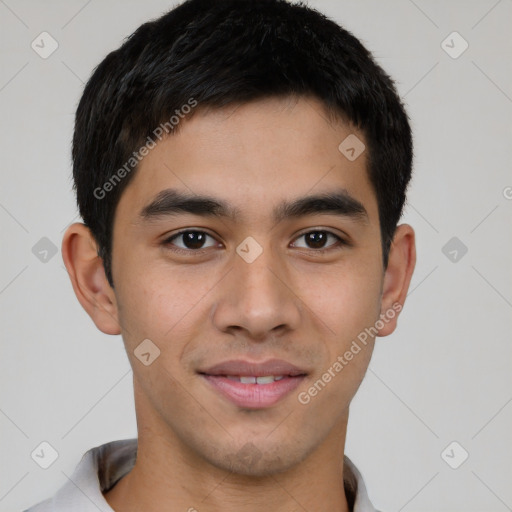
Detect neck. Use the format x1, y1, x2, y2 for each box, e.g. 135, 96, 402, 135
104, 386, 351, 512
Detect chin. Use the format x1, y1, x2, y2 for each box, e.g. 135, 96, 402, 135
220, 452, 297, 477
201, 437, 312, 477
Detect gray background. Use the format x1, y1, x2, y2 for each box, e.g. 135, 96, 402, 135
1, 0, 511, 511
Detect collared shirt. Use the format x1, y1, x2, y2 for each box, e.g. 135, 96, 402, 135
24, 438, 380, 512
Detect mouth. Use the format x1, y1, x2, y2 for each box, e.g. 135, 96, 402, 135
198, 359, 308, 409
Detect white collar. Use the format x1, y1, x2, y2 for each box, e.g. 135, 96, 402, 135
25, 438, 379, 512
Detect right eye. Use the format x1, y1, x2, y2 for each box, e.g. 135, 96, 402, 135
162, 230, 220, 253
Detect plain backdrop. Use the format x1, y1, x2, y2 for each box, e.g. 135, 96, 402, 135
1, 1, 511, 511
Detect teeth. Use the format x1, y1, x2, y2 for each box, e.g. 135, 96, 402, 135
226, 375, 286, 384
256, 375, 276, 384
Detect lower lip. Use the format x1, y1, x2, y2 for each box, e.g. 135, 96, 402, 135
201, 375, 305, 409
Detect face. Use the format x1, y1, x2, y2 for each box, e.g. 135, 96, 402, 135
110, 96, 386, 476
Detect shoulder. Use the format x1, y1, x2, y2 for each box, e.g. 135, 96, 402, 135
22, 438, 137, 512
23, 497, 53, 512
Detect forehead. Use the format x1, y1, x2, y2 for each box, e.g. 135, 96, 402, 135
115, 96, 378, 225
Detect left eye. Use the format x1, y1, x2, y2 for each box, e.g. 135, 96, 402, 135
291, 230, 344, 251
164, 230, 218, 251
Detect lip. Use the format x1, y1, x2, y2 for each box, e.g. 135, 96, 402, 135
199, 358, 307, 377
198, 359, 308, 409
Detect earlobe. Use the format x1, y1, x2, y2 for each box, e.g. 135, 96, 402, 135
61, 223, 121, 335
377, 223, 416, 337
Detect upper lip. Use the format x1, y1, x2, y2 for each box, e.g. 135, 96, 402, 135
199, 358, 308, 377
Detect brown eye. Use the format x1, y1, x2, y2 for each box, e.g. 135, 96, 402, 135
304, 231, 329, 249
291, 230, 345, 251
164, 230, 218, 251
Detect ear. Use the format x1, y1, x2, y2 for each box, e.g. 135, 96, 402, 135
61, 223, 121, 335
377, 223, 416, 337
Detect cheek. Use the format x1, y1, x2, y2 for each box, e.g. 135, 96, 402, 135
113, 257, 218, 352
295, 258, 383, 343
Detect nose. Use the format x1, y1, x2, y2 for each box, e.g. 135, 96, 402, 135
210, 242, 302, 341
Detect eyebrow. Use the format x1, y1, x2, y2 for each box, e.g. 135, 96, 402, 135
139, 188, 369, 224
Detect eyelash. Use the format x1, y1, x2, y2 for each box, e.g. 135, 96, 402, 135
162, 229, 348, 256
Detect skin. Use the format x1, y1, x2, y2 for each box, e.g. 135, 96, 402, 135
62, 96, 416, 512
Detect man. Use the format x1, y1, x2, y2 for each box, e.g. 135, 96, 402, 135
25, 0, 416, 510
